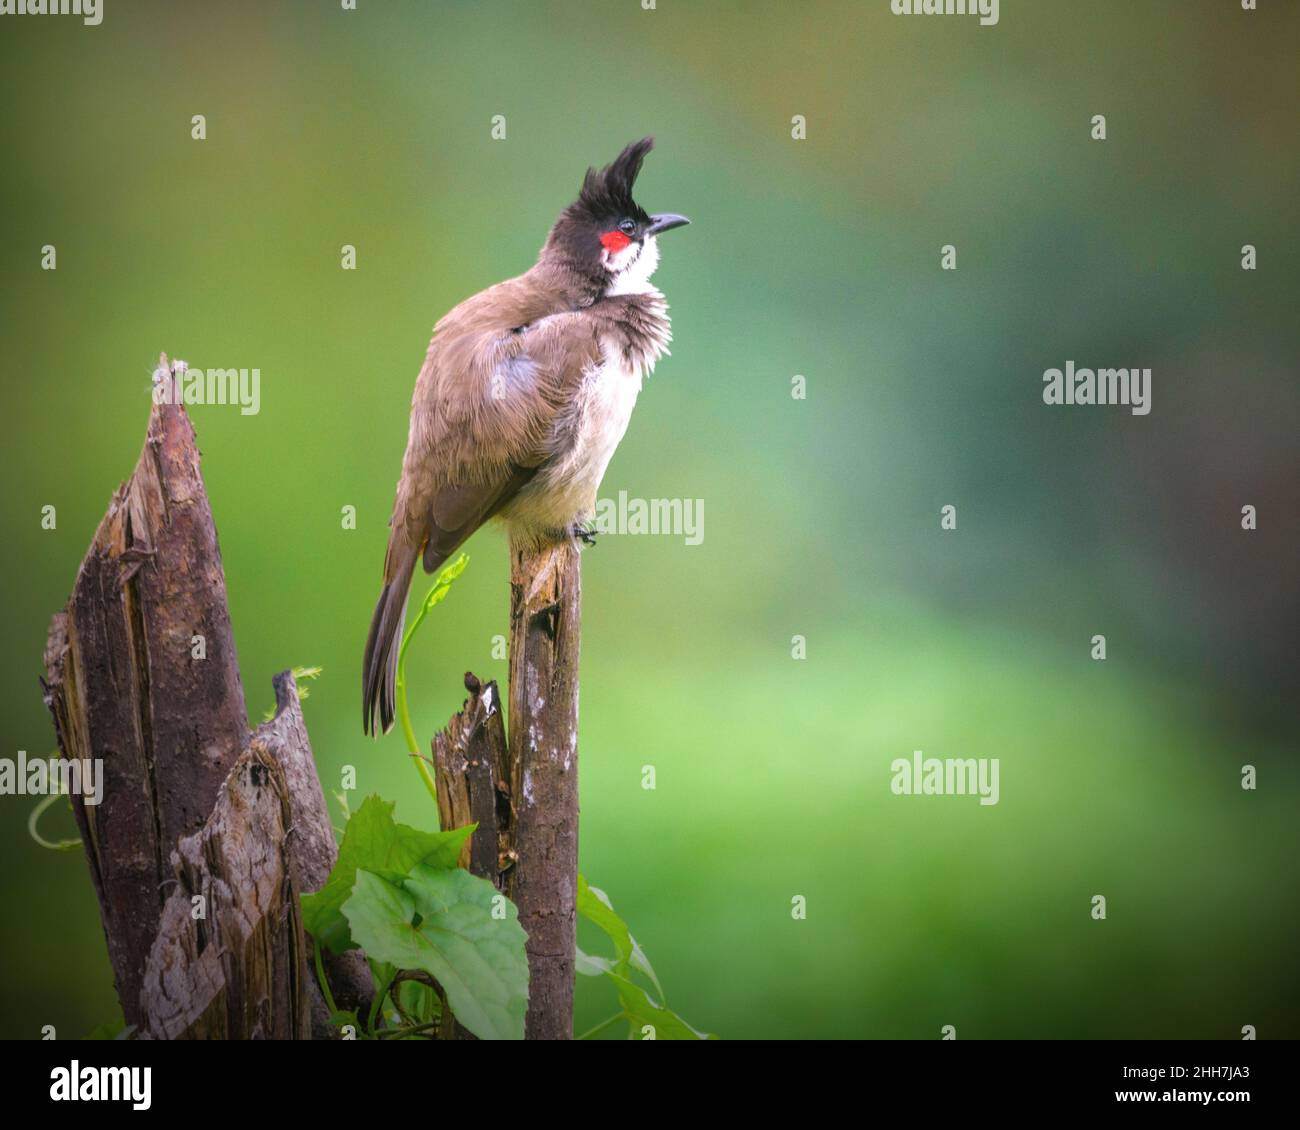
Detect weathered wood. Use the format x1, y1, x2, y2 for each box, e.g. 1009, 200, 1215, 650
42, 355, 248, 1029
432, 671, 512, 1039
138, 740, 309, 1039
261, 671, 334, 895
433, 672, 512, 881
42, 360, 357, 1038
253, 671, 374, 1037
432, 536, 584, 1043
507, 537, 581, 1040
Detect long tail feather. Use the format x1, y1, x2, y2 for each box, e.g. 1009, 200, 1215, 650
362, 547, 417, 736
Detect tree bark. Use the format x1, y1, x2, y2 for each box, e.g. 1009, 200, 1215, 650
42, 356, 248, 1030
256, 671, 373, 1037
138, 735, 309, 1039
433, 673, 511, 885
432, 672, 511, 1039
434, 544, 582, 1040
506, 538, 581, 1040
42, 356, 359, 1038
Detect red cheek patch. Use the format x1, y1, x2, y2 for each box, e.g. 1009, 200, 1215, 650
600, 230, 632, 253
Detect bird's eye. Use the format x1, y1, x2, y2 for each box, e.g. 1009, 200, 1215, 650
618, 219, 637, 235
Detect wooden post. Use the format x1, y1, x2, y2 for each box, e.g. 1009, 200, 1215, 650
507, 538, 581, 1040
432, 541, 582, 1040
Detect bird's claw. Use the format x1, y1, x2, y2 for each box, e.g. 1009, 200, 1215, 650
571, 523, 599, 547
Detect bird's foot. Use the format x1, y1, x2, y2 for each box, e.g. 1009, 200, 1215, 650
571, 523, 599, 547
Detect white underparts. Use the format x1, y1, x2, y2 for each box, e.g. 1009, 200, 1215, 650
507, 344, 643, 534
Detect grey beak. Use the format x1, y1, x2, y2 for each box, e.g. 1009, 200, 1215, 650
646, 213, 691, 236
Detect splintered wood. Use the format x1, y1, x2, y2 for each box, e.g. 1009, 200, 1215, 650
42, 356, 336, 1039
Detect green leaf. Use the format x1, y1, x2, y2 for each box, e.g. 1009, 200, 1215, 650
576, 873, 716, 1039
577, 874, 664, 998
301, 795, 473, 953
575, 945, 616, 977
610, 973, 717, 1040
342, 865, 528, 1041
367, 959, 399, 1034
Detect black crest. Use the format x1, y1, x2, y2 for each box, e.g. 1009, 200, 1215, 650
574, 137, 654, 224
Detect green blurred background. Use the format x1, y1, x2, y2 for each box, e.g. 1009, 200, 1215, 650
1, 0, 1296, 1040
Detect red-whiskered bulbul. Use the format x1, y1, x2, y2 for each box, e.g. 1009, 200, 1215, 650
363, 137, 690, 735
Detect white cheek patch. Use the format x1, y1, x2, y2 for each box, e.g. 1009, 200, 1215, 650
600, 239, 639, 273
605, 235, 660, 296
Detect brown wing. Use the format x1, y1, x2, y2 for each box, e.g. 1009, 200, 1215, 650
420, 463, 536, 573
390, 280, 604, 577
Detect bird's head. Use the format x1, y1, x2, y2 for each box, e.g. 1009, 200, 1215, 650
544, 137, 690, 294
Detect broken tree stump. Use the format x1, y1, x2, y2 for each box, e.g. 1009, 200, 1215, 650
259, 671, 335, 895
42, 355, 352, 1038
254, 672, 373, 1037
433, 673, 511, 884
42, 356, 249, 1030
432, 672, 512, 1039
139, 732, 308, 1039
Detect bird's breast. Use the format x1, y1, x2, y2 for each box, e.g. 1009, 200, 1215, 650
551, 346, 642, 497
500, 293, 670, 537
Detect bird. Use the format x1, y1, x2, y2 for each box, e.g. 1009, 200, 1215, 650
362, 137, 690, 735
